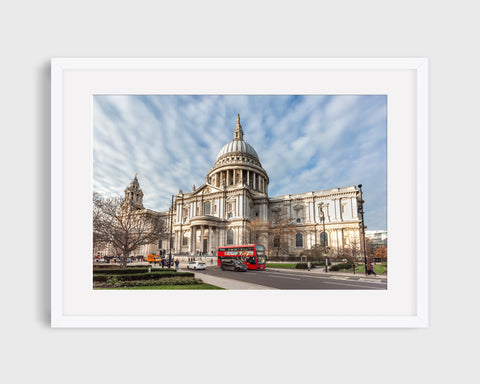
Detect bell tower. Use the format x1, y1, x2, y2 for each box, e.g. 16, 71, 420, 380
122, 173, 144, 211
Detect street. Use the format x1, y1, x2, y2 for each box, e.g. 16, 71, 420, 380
182, 265, 387, 290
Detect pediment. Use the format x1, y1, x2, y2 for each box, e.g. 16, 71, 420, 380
192, 183, 223, 196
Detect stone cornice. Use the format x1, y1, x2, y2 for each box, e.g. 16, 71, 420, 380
213, 151, 261, 167
295, 222, 362, 230
208, 159, 269, 180
269, 187, 358, 202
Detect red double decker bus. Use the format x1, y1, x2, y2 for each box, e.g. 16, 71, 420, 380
217, 244, 266, 270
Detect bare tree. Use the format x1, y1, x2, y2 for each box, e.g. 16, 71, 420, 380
93, 192, 167, 268
345, 236, 374, 263
269, 208, 297, 257
247, 217, 269, 244
346, 237, 362, 261
303, 244, 323, 262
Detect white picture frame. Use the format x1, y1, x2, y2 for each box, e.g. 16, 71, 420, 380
51, 58, 428, 328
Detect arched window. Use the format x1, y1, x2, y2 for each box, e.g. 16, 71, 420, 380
296, 233, 303, 247
227, 229, 234, 245
320, 232, 328, 247
182, 231, 189, 246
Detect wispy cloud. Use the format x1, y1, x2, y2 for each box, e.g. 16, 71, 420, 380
93, 95, 387, 230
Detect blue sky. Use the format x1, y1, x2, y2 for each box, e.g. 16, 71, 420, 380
93, 95, 387, 230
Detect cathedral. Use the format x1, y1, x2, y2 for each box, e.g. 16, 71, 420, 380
121, 115, 363, 258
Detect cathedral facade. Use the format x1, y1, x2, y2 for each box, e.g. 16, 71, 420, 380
167, 115, 363, 257
114, 115, 363, 258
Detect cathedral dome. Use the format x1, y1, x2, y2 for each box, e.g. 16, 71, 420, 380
216, 139, 259, 161
215, 114, 259, 161
207, 114, 269, 194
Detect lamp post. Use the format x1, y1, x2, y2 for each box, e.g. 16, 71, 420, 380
320, 204, 327, 272
169, 194, 174, 268
357, 184, 368, 276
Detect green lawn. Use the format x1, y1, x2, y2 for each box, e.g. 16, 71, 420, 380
266, 263, 297, 269
95, 283, 224, 290
350, 264, 387, 275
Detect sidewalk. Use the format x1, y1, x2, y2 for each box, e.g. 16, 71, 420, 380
192, 271, 277, 290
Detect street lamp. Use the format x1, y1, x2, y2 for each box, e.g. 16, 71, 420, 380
357, 184, 368, 276
169, 194, 175, 268
320, 204, 327, 272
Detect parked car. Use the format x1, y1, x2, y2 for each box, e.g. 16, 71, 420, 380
187, 260, 207, 270
221, 259, 248, 272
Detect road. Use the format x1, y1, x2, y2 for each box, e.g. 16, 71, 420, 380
183, 265, 387, 290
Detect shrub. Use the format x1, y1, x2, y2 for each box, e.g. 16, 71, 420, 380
93, 268, 175, 275
93, 264, 121, 270
93, 271, 194, 282
94, 277, 203, 288
329, 261, 354, 271
295, 262, 325, 269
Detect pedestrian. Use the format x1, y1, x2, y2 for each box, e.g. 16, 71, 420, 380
175, 258, 179, 271
367, 261, 376, 276
161, 258, 165, 268
307, 261, 311, 271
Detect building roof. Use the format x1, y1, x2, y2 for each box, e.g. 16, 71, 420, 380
215, 114, 259, 161
216, 139, 259, 161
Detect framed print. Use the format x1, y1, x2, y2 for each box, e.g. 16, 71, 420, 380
51, 58, 428, 328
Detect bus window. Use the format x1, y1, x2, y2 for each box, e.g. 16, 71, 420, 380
255, 245, 266, 264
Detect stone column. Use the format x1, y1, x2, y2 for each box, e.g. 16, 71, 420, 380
352, 197, 359, 219
247, 170, 250, 186
200, 226, 205, 253
191, 226, 195, 254
253, 173, 256, 189
208, 226, 212, 254
233, 169, 236, 185
226, 170, 229, 186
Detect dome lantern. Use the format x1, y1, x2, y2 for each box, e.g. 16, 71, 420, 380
233, 113, 244, 141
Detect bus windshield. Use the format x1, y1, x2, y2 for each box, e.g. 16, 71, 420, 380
255, 245, 266, 264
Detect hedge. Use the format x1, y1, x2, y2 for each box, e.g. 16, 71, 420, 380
295, 261, 330, 269
329, 261, 354, 271
94, 268, 175, 275
93, 264, 122, 270
93, 271, 194, 282
94, 277, 203, 288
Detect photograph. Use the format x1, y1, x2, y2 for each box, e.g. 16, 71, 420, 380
92, 95, 387, 290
